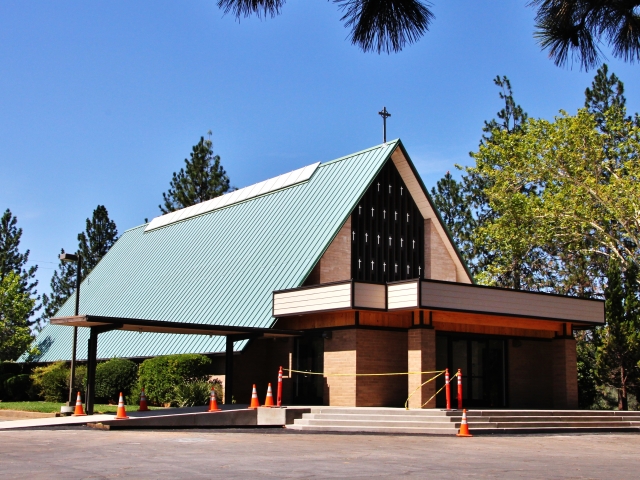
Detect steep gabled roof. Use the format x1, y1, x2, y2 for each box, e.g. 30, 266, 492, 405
23, 139, 472, 362
24, 141, 397, 361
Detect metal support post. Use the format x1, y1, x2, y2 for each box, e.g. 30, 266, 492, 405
67, 255, 82, 406
225, 336, 234, 405
85, 329, 97, 415
85, 324, 120, 415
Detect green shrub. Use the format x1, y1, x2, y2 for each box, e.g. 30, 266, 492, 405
94, 358, 138, 404
0, 362, 36, 400
3, 374, 36, 401
173, 378, 223, 408
30, 362, 86, 402
138, 354, 212, 405
0, 361, 26, 377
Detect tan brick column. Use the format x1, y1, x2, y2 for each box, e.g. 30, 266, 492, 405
551, 337, 579, 409
407, 326, 436, 408
324, 329, 357, 406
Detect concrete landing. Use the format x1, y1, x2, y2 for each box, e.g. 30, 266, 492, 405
90, 406, 311, 430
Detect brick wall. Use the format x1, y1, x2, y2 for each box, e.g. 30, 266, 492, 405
324, 329, 357, 406
552, 337, 579, 409
407, 327, 436, 408
508, 339, 554, 408
302, 217, 351, 286
323, 328, 408, 407
424, 219, 456, 282
320, 217, 351, 283
356, 329, 408, 407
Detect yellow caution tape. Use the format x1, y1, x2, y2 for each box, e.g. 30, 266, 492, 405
416, 371, 458, 409
287, 368, 445, 377
287, 368, 457, 410
404, 371, 445, 409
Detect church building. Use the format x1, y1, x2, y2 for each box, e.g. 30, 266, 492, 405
25, 140, 604, 410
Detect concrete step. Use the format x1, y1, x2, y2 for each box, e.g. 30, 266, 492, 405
300, 413, 638, 424
286, 424, 459, 435
471, 421, 634, 428
296, 418, 463, 428
289, 408, 640, 436
308, 408, 451, 417
464, 416, 638, 423
296, 417, 636, 429
287, 423, 640, 435
300, 413, 458, 423
465, 410, 640, 417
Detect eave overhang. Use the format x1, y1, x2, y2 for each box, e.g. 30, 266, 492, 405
272, 279, 605, 327
50, 315, 303, 338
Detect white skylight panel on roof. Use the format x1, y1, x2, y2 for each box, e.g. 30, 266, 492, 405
145, 161, 320, 232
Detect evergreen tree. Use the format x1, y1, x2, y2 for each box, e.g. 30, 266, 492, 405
40, 249, 77, 323
40, 206, 118, 323
584, 64, 626, 131
221, 1, 640, 68
160, 135, 232, 214
482, 76, 528, 142
77, 205, 118, 276
596, 260, 640, 410
532, 0, 640, 70
218, 0, 433, 54
430, 172, 474, 263
576, 329, 598, 409
0, 209, 39, 324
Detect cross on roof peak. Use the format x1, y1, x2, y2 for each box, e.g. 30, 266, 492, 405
378, 107, 391, 143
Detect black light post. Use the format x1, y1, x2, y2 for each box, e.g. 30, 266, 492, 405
59, 252, 82, 410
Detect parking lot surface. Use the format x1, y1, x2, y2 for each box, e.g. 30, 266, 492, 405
1, 428, 638, 479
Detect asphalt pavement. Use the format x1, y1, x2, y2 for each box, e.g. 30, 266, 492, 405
1, 428, 638, 479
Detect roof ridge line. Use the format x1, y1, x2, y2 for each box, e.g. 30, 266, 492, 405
319, 140, 399, 167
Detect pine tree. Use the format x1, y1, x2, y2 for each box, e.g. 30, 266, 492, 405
40, 249, 77, 322
481, 76, 528, 143
596, 260, 640, 410
160, 134, 232, 214
77, 205, 118, 276
430, 172, 474, 263
531, 0, 640, 70
40, 206, 118, 323
0, 209, 39, 324
584, 64, 626, 131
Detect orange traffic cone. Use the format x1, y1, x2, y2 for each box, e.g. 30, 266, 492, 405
138, 387, 149, 412
249, 384, 260, 409
264, 383, 274, 407
72, 391, 86, 416
208, 387, 221, 412
115, 392, 129, 420
456, 409, 473, 437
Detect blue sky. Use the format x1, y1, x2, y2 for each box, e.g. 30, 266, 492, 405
1, 1, 639, 298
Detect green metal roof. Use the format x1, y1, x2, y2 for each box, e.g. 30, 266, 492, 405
23, 141, 400, 362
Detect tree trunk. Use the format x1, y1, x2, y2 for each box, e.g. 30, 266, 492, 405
513, 260, 521, 291
619, 366, 628, 411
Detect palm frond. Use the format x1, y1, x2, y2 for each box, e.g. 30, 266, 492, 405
334, 0, 434, 54
217, 0, 285, 19
530, 0, 640, 70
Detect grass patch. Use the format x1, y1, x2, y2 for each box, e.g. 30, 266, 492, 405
0, 401, 166, 414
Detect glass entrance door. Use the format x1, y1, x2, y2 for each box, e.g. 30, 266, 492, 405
436, 335, 507, 408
